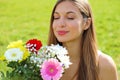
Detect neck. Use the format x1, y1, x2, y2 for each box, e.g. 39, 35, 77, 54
63, 38, 81, 62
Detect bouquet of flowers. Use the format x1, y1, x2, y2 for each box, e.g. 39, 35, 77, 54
0, 39, 72, 80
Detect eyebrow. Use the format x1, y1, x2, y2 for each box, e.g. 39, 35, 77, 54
66, 11, 76, 14
54, 11, 76, 15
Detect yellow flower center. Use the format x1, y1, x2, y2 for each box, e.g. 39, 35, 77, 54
50, 68, 54, 73
12, 53, 17, 57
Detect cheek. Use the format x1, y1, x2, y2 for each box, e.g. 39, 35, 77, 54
69, 21, 83, 33
52, 21, 58, 37
52, 21, 57, 32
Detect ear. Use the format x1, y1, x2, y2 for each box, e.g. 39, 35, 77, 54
83, 18, 91, 30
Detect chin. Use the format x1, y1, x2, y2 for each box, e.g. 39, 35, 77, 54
57, 38, 69, 43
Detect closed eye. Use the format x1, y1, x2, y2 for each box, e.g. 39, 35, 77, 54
67, 17, 74, 20
54, 17, 60, 20
53, 12, 60, 20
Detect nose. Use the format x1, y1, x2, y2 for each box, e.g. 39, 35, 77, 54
58, 18, 66, 28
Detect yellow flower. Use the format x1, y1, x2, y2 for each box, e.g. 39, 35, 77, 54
0, 56, 5, 61
23, 50, 30, 60
7, 40, 24, 48
20, 46, 30, 60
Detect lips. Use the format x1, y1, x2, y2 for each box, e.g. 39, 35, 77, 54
57, 31, 69, 35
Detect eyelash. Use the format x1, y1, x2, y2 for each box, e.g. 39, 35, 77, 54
54, 17, 59, 20
67, 18, 74, 20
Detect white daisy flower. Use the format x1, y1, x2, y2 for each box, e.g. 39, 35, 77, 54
37, 44, 72, 68
4, 48, 24, 61
50, 44, 68, 55
57, 55, 72, 69
49, 44, 72, 68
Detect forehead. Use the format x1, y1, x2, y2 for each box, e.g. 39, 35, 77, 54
54, 1, 80, 14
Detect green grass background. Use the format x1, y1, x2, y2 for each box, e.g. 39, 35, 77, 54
0, 0, 119, 79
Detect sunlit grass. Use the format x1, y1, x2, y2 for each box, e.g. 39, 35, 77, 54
0, 0, 119, 78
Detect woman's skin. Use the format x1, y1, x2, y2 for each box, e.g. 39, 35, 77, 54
52, 1, 118, 80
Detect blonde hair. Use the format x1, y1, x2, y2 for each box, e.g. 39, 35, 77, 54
48, 0, 99, 80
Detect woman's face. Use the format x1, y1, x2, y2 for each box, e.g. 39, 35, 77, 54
52, 1, 84, 43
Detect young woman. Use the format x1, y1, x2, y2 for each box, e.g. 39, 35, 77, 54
47, 0, 118, 80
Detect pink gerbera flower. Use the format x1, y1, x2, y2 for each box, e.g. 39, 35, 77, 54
40, 58, 63, 80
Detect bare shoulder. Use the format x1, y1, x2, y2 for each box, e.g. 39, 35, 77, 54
98, 52, 118, 80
